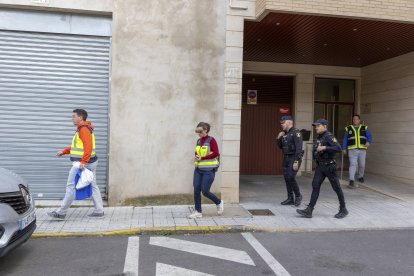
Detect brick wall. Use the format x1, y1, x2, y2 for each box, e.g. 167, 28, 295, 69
256, 0, 267, 17
361, 52, 414, 183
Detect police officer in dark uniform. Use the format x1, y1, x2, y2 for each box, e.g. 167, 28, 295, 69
296, 119, 348, 219
277, 115, 304, 206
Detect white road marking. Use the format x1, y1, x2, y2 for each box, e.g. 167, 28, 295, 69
123, 237, 140, 276
241, 233, 291, 276
150, 236, 255, 266
156, 262, 215, 276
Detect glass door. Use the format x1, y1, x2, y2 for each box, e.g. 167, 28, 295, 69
314, 78, 356, 172
327, 104, 354, 141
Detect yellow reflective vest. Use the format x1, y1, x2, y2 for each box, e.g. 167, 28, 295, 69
195, 136, 219, 171
69, 126, 97, 162
345, 124, 368, 150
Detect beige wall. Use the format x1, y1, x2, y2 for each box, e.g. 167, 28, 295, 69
257, 0, 414, 22
361, 52, 414, 184
109, 0, 226, 204
244, 62, 361, 172
0, 0, 226, 205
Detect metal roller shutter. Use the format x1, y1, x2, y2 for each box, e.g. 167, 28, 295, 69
0, 30, 110, 199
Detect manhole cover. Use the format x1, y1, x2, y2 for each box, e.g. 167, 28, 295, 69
248, 209, 275, 216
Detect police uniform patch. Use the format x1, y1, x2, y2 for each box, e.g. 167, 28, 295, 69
296, 132, 301, 138
332, 137, 338, 143
349, 130, 353, 134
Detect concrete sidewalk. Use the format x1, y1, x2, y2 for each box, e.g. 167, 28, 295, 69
33, 174, 414, 237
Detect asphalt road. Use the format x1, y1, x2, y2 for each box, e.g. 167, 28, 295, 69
0, 229, 413, 276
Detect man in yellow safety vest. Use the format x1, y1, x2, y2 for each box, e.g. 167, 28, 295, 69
342, 114, 373, 189
47, 109, 104, 220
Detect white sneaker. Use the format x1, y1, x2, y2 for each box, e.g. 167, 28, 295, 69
188, 211, 202, 219
217, 200, 224, 215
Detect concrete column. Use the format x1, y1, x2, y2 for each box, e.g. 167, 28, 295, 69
222, 0, 255, 203
295, 74, 314, 173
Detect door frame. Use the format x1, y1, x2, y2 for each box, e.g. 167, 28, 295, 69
313, 77, 357, 171
313, 77, 357, 140
240, 73, 296, 175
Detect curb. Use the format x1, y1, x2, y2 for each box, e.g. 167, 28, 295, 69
32, 226, 243, 238
31, 225, 414, 238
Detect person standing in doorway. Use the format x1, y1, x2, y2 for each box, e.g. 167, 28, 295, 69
342, 114, 372, 188
48, 109, 104, 220
297, 119, 348, 219
277, 115, 303, 206
188, 122, 224, 219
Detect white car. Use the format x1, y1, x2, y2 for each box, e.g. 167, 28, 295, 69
0, 168, 36, 257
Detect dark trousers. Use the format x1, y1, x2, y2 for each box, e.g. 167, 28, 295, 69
283, 155, 301, 198
309, 163, 346, 209
193, 168, 221, 212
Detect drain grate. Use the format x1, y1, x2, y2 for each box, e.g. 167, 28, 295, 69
248, 209, 275, 216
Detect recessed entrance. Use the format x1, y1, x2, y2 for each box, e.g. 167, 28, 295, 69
239, 11, 414, 203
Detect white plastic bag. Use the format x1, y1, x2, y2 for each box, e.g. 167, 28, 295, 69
72, 162, 94, 190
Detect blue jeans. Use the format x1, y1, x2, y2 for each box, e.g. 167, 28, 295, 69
193, 168, 221, 212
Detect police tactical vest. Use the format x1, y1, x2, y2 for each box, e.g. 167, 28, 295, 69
70, 125, 97, 163
282, 128, 299, 155
313, 131, 337, 162
345, 124, 368, 150
195, 136, 219, 171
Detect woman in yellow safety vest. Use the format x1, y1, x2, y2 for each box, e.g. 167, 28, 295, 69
188, 122, 224, 219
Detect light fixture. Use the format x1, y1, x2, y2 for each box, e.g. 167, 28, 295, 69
19, 184, 31, 207
257, 38, 261, 42
276, 22, 281, 26
353, 28, 358, 31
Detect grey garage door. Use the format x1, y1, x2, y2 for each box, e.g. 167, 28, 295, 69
0, 29, 110, 199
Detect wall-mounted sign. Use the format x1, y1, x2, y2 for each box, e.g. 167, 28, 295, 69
247, 90, 257, 105
279, 107, 290, 114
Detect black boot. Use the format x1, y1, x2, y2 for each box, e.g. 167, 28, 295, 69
348, 180, 355, 189
358, 177, 364, 183
334, 207, 348, 219
281, 196, 294, 205
296, 205, 313, 218
294, 195, 302, 207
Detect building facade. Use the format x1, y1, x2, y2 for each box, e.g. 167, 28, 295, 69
0, 0, 413, 205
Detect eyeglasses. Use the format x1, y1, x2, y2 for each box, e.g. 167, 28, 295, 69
195, 129, 203, 134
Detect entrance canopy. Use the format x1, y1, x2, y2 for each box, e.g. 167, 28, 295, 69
244, 12, 414, 67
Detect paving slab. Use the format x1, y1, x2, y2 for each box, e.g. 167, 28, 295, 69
32, 174, 414, 237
